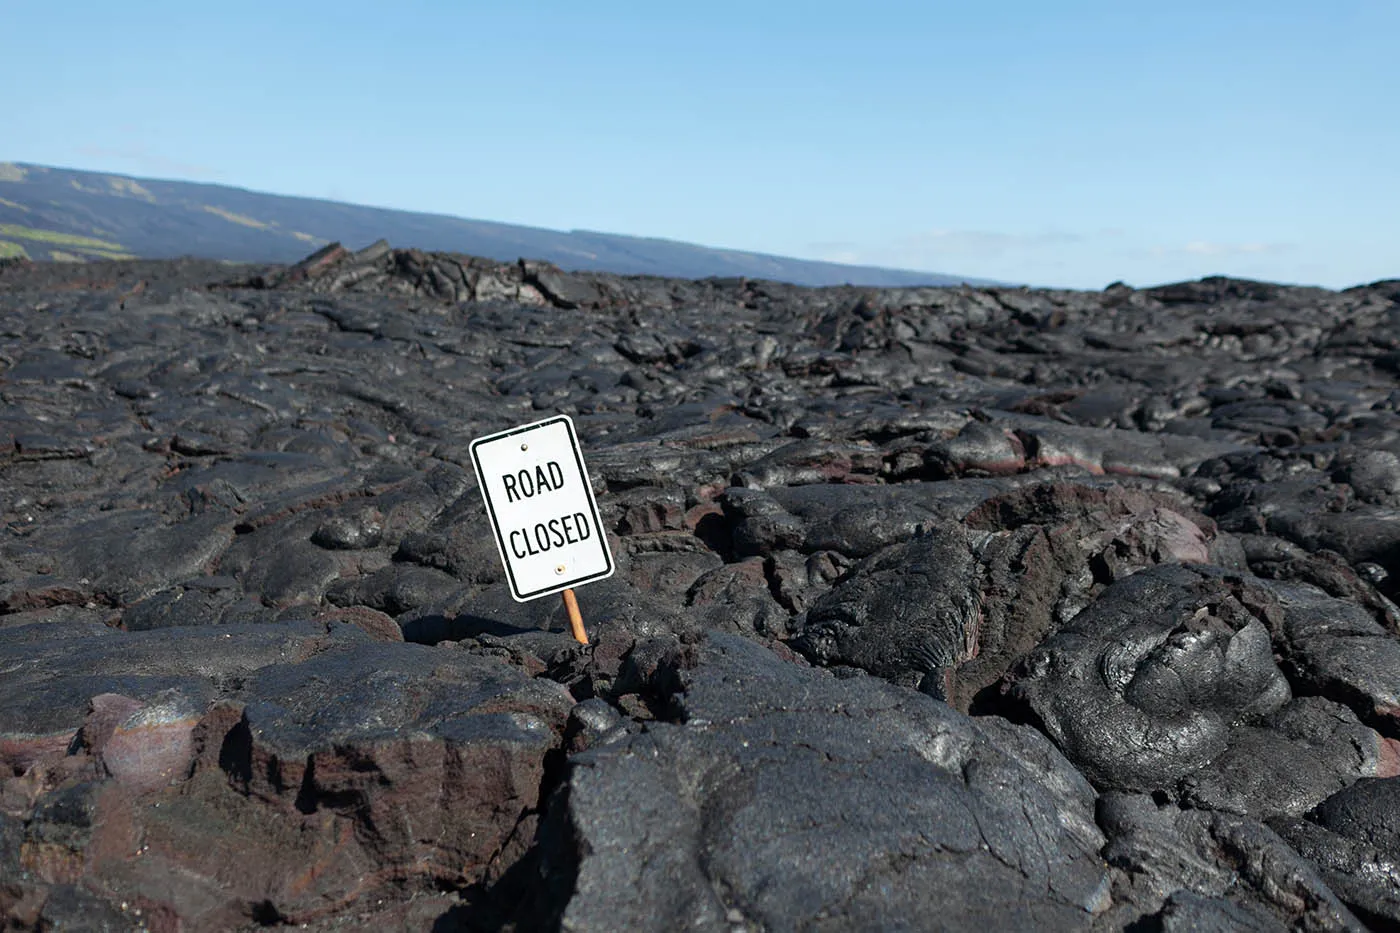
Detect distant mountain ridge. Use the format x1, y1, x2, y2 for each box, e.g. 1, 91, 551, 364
0, 161, 1003, 287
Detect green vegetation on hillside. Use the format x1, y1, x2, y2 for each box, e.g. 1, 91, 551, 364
77, 247, 137, 260
203, 205, 270, 228
0, 196, 29, 211
0, 224, 134, 260
105, 177, 156, 201
0, 224, 126, 251
0, 163, 26, 182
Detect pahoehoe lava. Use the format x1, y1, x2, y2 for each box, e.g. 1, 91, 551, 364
3, 243, 1400, 931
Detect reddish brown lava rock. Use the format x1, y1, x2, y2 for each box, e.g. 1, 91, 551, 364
312, 605, 404, 641
98, 699, 201, 795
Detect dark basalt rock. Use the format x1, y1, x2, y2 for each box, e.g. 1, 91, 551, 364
1179, 697, 1400, 820
1255, 578, 1400, 734
1311, 779, 1400, 861
1273, 801, 1400, 930
1094, 791, 1364, 931
4, 249, 1400, 929
550, 633, 1113, 932
796, 525, 982, 694
1009, 564, 1293, 793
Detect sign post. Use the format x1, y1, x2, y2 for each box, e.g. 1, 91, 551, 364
561, 587, 586, 645
470, 415, 614, 644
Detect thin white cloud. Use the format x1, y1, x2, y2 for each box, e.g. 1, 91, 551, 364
805, 241, 864, 265
1149, 241, 1297, 258
807, 228, 1086, 266
899, 229, 1085, 257
801, 227, 1340, 289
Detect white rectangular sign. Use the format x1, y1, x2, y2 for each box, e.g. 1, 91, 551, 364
470, 415, 615, 602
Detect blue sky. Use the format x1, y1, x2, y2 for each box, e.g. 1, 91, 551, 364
3, 1, 1394, 288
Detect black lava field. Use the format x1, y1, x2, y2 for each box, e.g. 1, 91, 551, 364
3, 242, 1400, 932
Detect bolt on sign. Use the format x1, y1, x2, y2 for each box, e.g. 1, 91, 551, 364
470, 415, 615, 603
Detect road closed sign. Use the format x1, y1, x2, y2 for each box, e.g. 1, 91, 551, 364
470, 415, 615, 602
